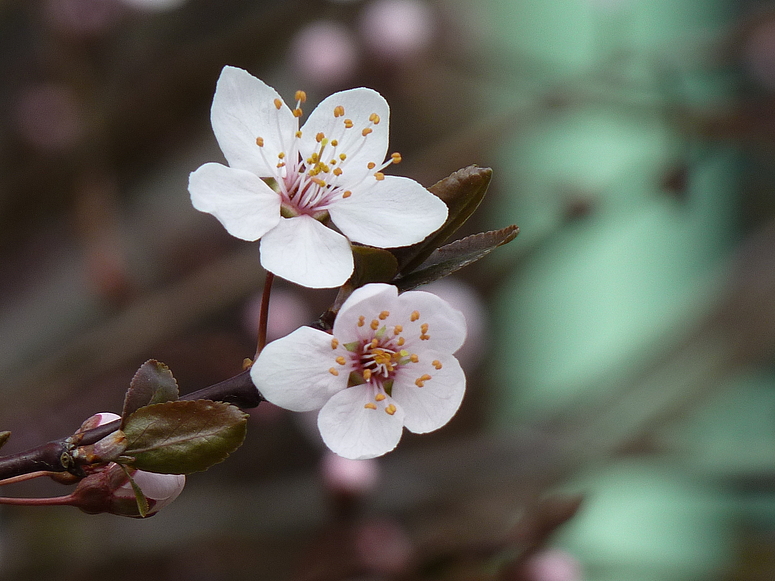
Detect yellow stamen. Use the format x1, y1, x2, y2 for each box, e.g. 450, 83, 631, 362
339, 153, 347, 161
293, 108, 303, 117
331, 139, 339, 146
367, 162, 376, 170
411, 311, 420, 321
397, 337, 405, 346
329, 368, 339, 376
393, 325, 403, 334
316, 132, 325, 143
255, 136, 264, 147
369, 113, 381, 124
333, 168, 343, 176
276, 162, 285, 168
363, 369, 372, 381
331, 338, 339, 349
420, 323, 429, 334
296, 130, 303, 138
295, 90, 307, 103
370, 319, 379, 330
364, 403, 377, 410
344, 119, 353, 129
278, 152, 285, 159
433, 360, 442, 369
375, 172, 385, 181
385, 404, 397, 415
420, 334, 430, 341
273, 98, 282, 110
358, 316, 365, 327
342, 190, 352, 198
334, 105, 345, 117
410, 354, 419, 363
415, 374, 432, 387
379, 310, 390, 320
391, 152, 402, 164
336, 356, 346, 365
311, 177, 326, 186
362, 127, 373, 136
375, 393, 386, 401
370, 338, 379, 348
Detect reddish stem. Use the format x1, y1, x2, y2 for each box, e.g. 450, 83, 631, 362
255, 271, 274, 359
0, 471, 56, 487
0, 494, 74, 506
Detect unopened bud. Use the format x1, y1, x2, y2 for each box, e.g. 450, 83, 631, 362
72, 430, 128, 464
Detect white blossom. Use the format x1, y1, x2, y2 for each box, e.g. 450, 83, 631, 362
189, 66, 448, 288
251, 283, 466, 459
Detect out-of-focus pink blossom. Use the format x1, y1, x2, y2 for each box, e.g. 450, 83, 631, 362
321, 450, 380, 495
355, 518, 413, 574
120, 0, 187, 11
43, 0, 124, 36
424, 278, 487, 369
289, 21, 359, 89
522, 549, 582, 581
13, 83, 84, 152
358, 0, 436, 61
244, 287, 313, 343
743, 19, 775, 89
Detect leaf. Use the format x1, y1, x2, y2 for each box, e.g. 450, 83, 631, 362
119, 464, 149, 518
122, 400, 248, 474
122, 360, 179, 428
392, 166, 493, 275
351, 245, 399, 286
395, 225, 519, 291
0, 431, 10, 451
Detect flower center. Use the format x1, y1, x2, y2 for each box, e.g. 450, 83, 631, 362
254, 93, 402, 220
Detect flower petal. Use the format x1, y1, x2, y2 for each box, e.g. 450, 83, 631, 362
189, 162, 281, 241
259, 215, 354, 288
211, 66, 296, 176
318, 384, 405, 459
299, 88, 389, 185
333, 283, 398, 343
329, 175, 447, 247
251, 326, 349, 412
394, 288, 467, 353
392, 351, 465, 434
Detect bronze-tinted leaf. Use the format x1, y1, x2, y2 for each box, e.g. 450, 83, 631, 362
121, 360, 179, 428
396, 225, 519, 291
123, 400, 248, 474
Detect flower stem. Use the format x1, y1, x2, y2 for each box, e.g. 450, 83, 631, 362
255, 271, 274, 359
0, 470, 55, 487
0, 494, 74, 506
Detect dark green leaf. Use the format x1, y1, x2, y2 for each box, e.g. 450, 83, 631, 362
122, 360, 179, 428
392, 166, 493, 275
123, 400, 248, 474
395, 225, 519, 291
119, 464, 149, 518
351, 245, 399, 286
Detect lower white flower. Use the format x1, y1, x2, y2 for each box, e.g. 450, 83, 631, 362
251, 283, 467, 459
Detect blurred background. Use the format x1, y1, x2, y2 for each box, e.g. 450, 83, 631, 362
0, 0, 774, 579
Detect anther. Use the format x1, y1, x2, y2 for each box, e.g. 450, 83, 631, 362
397, 337, 405, 346
342, 190, 352, 198
420, 334, 430, 341
296, 130, 303, 138
358, 316, 365, 327
273, 98, 282, 110
339, 153, 347, 161
333, 168, 343, 176
256, 137, 264, 147
433, 360, 443, 369
295, 90, 307, 103
362, 127, 373, 137
393, 325, 403, 334
311, 177, 326, 186
391, 152, 402, 164
421, 323, 429, 334
334, 105, 345, 117
278, 152, 285, 159
410, 354, 419, 363
367, 162, 376, 170
331, 338, 339, 349
331, 139, 339, 146
410, 311, 420, 322
369, 113, 381, 124
370, 319, 379, 330
385, 404, 397, 415
364, 403, 377, 410
379, 310, 390, 320
293, 108, 303, 117
344, 119, 353, 129
375, 172, 385, 181
336, 356, 347, 365
415, 374, 432, 387
316, 132, 325, 143
370, 338, 379, 348
375, 393, 386, 401
276, 162, 285, 168
363, 369, 372, 381
329, 368, 339, 376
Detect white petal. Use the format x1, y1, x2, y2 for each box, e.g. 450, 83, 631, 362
130, 471, 186, 502
393, 289, 467, 353
211, 66, 296, 176
300, 88, 389, 185
251, 326, 349, 412
391, 351, 465, 434
333, 283, 398, 343
329, 175, 447, 247
189, 163, 281, 241
259, 215, 354, 288
317, 384, 405, 459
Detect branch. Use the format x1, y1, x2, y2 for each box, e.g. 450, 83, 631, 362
0, 370, 261, 481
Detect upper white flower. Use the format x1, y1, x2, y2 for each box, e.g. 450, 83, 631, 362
251, 283, 467, 459
189, 66, 448, 288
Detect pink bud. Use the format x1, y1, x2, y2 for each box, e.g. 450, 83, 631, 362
289, 20, 359, 88
358, 0, 436, 60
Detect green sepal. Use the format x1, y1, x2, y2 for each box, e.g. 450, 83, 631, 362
121, 360, 179, 429
119, 464, 150, 518
392, 166, 493, 275
122, 400, 248, 475
396, 225, 519, 291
